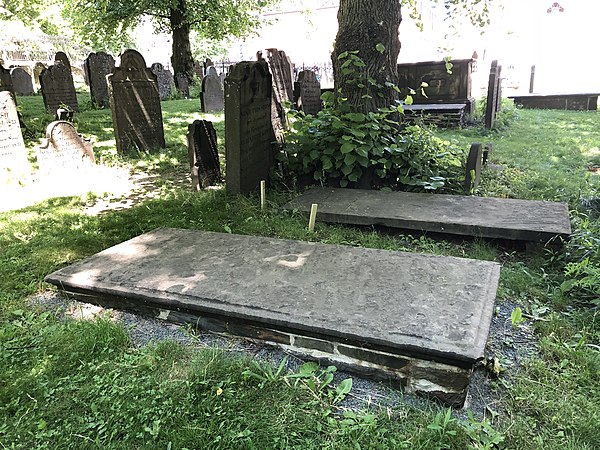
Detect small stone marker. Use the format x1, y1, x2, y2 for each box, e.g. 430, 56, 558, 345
54, 52, 71, 70
84, 52, 115, 108
224, 60, 274, 194
0, 63, 14, 96
257, 48, 294, 145
201, 66, 224, 112
483, 143, 492, 166
40, 58, 79, 113
33, 62, 46, 89
187, 119, 221, 190
150, 63, 174, 101
465, 143, 483, 192
0, 91, 28, 182
174, 72, 190, 98
107, 49, 166, 153
10, 68, 34, 96
37, 121, 95, 173
294, 69, 321, 115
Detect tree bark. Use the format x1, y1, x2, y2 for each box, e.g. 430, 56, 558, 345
170, 0, 194, 84
332, 0, 402, 113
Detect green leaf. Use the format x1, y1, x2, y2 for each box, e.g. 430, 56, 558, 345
337, 51, 349, 59
309, 149, 320, 160
322, 158, 333, 170
341, 164, 353, 175
375, 43, 385, 53
339, 179, 348, 187
344, 154, 357, 166
340, 142, 355, 154
343, 112, 366, 122
404, 95, 413, 105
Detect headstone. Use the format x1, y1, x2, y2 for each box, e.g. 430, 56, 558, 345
54, 51, 71, 71
257, 48, 294, 145
56, 108, 74, 121
107, 49, 166, 153
10, 68, 34, 96
204, 58, 213, 70
0, 91, 28, 182
529, 65, 535, 94
40, 63, 79, 113
224, 60, 273, 194
150, 63, 174, 101
201, 66, 224, 112
483, 143, 492, 166
36, 121, 95, 173
0, 63, 14, 96
485, 61, 499, 130
294, 69, 321, 115
464, 142, 483, 192
33, 62, 46, 88
495, 64, 503, 113
82, 62, 89, 85
193, 60, 204, 79
84, 52, 115, 108
174, 72, 190, 98
187, 119, 221, 190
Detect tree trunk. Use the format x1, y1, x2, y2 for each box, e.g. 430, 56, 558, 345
332, 0, 402, 113
170, 0, 194, 84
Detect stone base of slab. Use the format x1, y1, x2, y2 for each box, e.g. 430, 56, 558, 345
509, 93, 598, 111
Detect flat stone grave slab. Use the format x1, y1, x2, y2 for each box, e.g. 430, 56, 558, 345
45, 228, 501, 406
284, 187, 571, 243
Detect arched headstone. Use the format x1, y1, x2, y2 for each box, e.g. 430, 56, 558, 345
10, 68, 34, 96
201, 66, 224, 112
84, 52, 115, 108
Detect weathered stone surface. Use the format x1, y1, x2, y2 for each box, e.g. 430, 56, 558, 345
509, 93, 599, 111
464, 142, 483, 192
33, 62, 46, 88
40, 62, 79, 113
187, 119, 221, 189
485, 60, 502, 129
36, 121, 95, 173
284, 187, 572, 243
0, 91, 28, 182
150, 63, 174, 101
257, 48, 294, 145
107, 49, 166, 153
54, 51, 71, 70
45, 227, 500, 367
174, 72, 189, 98
294, 69, 321, 115
84, 52, 115, 108
10, 67, 34, 96
224, 60, 274, 194
201, 66, 224, 112
0, 63, 15, 96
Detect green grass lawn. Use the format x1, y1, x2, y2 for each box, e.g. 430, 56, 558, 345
1, 94, 599, 449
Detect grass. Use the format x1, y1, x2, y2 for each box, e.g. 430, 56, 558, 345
1, 90, 599, 448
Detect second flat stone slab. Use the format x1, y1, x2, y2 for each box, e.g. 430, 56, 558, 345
283, 187, 571, 243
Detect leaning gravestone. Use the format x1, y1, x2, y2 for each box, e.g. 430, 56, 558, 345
10, 68, 34, 96
224, 60, 273, 194
0, 63, 14, 96
464, 142, 483, 193
107, 49, 166, 153
150, 63, 174, 101
485, 60, 500, 130
40, 61, 79, 113
294, 69, 321, 115
187, 119, 221, 190
257, 48, 294, 145
84, 52, 115, 108
33, 62, 46, 89
0, 91, 28, 183
36, 121, 95, 174
201, 66, 224, 112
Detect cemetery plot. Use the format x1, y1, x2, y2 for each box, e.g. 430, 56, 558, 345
108, 49, 166, 153
284, 187, 571, 243
36, 121, 95, 174
187, 119, 221, 189
84, 52, 115, 108
0, 91, 29, 183
224, 60, 274, 194
45, 227, 501, 407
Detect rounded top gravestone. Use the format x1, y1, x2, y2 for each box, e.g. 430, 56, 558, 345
54, 51, 71, 70
10, 67, 34, 96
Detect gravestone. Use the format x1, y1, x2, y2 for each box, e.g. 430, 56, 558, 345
187, 119, 221, 190
0, 63, 14, 96
0, 91, 28, 182
201, 66, 224, 112
54, 52, 72, 70
37, 121, 95, 173
40, 63, 79, 113
294, 69, 321, 115
10, 68, 34, 96
193, 60, 204, 79
257, 48, 294, 145
174, 73, 190, 98
33, 62, 46, 88
483, 143, 492, 166
84, 52, 115, 108
204, 58, 214, 69
464, 142, 483, 192
150, 63, 174, 101
107, 49, 166, 153
485, 60, 501, 130
224, 60, 273, 194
